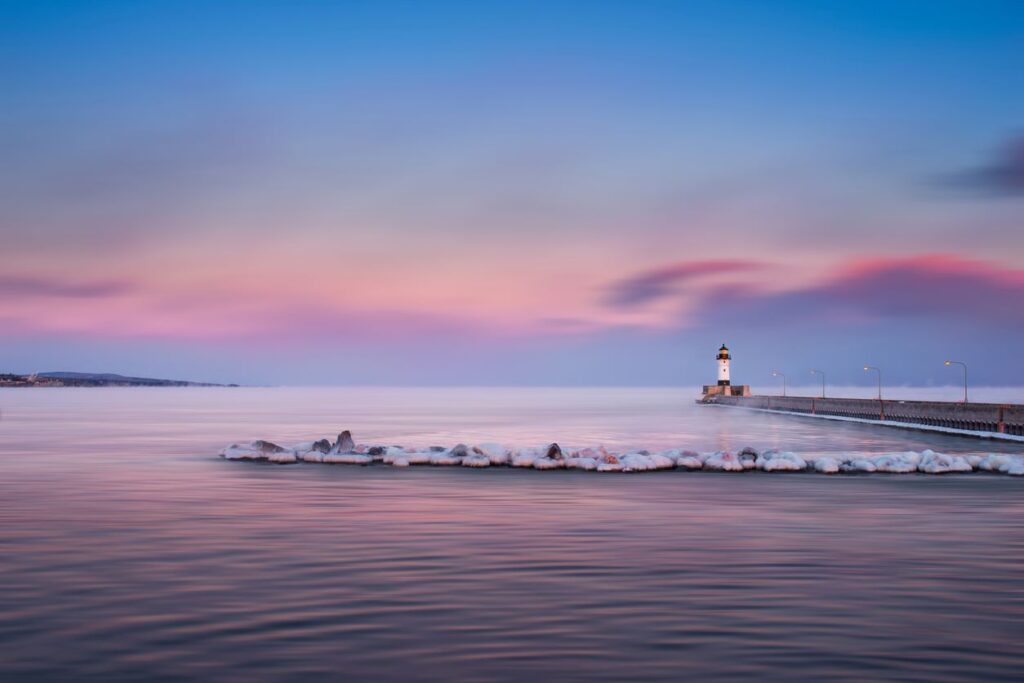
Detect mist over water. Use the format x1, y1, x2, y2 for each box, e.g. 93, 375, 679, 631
2, 387, 1023, 681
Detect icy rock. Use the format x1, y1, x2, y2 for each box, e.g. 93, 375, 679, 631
221, 440, 290, 461
323, 452, 372, 465
674, 450, 704, 470
391, 457, 410, 467
867, 452, 919, 474
620, 453, 655, 472
266, 450, 297, 464
511, 447, 545, 468
448, 444, 470, 458
757, 450, 806, 472
332, 431, 355, 453
566, 456, 598, 471
299, 440, 329, 456
703, 451, 744, 472
917, 450, 972, 474
297, 444, 326, 463
220, 444, 259, 460
649, 453, 676, 470
811, 456, 842, 474
976, 454, 1024, 475
383, 447, 417, 464
404, 451, 433, 465
533, 457, 565, 470
545, 443, 565, 460
367, 446, 386, 456
462, 454, 491, 468
430, 452, 463, 466
841, 458, 877, 473
474, 443, 510, 465
738, 447, 759, 470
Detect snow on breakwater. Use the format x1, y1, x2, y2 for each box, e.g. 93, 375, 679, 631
219, 430, 1024, 476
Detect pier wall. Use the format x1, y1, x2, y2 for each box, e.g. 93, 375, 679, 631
704, 395, 1024, 437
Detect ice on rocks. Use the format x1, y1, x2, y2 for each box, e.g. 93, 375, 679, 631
323, 452, 372, 465
917, 450, 972, 474
702, 451, 745, 472
462, 454, 492, 468
220, 435, 1024, 477
533, 457, 565, 470
566, 456, 598, 471
756, 450, 807, 472
810, 455, 842, 474
332, 430, 355, 454
430, 452, 463, 466
474, 443, 511, 465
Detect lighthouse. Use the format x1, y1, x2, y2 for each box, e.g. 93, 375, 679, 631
717, 344, 731, 386
700, 343, 750, 401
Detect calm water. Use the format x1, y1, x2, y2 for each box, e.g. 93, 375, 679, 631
2, 387, 1023, 681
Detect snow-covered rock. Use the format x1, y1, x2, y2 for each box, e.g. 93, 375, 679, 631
756, 450, 807, 472
462, 453, 491, 468
474, 443, 510, 465
323, 452, 372, 465
810, 455, 842, 474
533, 457, 565, 470
917, 450, 972, 474
220, 437, 1024, 477
702, 451, 744, 472
332, 430, 355, 453
566, 456, 598, 471
738, 447, 759, 470
870, 452, 921, 473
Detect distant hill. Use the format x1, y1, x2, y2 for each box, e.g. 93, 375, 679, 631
27, 372, 236, 387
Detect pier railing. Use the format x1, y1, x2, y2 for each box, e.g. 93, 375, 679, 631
704, 395, 1024, 436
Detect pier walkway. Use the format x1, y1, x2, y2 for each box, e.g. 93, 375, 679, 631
702, 395, 1024, 440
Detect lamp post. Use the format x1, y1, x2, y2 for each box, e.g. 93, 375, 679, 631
863, 365, 881, 400
944, 360, 968, 403
810, 369, 825, 398
772, 370, 786, 397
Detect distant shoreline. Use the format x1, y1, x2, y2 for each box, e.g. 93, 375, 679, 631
0, 372, 236, 388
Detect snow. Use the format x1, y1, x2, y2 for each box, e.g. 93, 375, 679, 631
756, 450, 807, 472
220, 434, 1024, 477
323, 453, 372, 465
918, 450, 973, 474
462, 454, 491, 468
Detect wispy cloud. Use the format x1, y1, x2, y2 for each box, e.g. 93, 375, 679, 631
691, 254, 1024, 328
935, 135, 1024, 197
0, 275, 134, 299
604, 259, 766, 308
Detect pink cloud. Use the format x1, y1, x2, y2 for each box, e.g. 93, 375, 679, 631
691, 253, 1024, 328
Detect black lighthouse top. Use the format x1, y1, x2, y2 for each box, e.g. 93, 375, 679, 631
717, 344, 730, 360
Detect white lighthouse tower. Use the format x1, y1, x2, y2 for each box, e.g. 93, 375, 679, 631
717, 344, 731, 386
701, 343, 749, 400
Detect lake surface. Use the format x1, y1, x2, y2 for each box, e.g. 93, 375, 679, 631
2, 387, 1023, 681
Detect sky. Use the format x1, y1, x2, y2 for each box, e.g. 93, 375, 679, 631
1, 0, 1023, 386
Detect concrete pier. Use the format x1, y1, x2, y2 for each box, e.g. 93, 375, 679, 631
702, 394, 1024, 439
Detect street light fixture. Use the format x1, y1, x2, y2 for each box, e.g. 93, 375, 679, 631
810, 369, 825, 398
944, 360, 968, 403
772, 370, 786, 397
864, 365, 881, 400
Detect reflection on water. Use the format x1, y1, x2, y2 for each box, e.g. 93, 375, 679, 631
1, 388, 1023, 681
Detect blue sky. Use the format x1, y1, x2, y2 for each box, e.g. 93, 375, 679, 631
1, 1, 1023, 385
